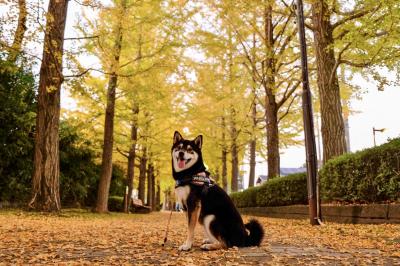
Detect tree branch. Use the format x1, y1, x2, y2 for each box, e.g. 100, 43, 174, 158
278, 93, 299, 123
275, 28, 297, 60
64, 35, 99, 41
73, 0, 103, 8
276, 56, 299, 73
329, 42, 351, 85
277, 80, 300, 109
116, 147, 129, 158
339, 45, 384, 68
119, 43, 169, 69
273, 1, 295, 43
64, 62, 166, 79
237, 39, 262, 82
0, 41, 42, 62
339, 59, 373, 68
332, 4, 381, 29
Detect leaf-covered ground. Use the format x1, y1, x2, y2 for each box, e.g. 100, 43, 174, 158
0, 209, 399, 265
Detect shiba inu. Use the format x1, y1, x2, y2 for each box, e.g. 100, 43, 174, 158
171, 131, 264, 251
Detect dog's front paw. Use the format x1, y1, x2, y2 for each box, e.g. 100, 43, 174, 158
201, 238, 212, 245
200, 243, 221, 251
178, 243, 192, 251
200, 243, 212, 250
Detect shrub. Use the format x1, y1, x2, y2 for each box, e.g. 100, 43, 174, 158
0, 59, 36, 203
59, 121, 100, 207
256, 173, 308, 206
109, 165, 126, 197
108, 196, 124, 212
319, 138, 400, 203
231, 186, 260, 208
231, 173, 307, 207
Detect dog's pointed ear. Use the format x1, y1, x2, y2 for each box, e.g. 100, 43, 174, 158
173, 131, 183, 145
194, 135, 203, 149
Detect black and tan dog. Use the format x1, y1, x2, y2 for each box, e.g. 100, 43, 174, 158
171, 131, 264, 251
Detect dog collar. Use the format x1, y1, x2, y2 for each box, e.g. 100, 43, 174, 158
175, 174, 214, 188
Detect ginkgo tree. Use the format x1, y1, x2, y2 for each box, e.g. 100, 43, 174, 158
183, 13, 253, 192
29, 0, 69, 212
66, 0, 188, 211
190, 0, 304, 183
309, 0, 400, 163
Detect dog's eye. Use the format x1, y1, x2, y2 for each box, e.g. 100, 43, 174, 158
187, 147, 193, 153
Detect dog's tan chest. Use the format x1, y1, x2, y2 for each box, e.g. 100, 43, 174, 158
175, 185, 190, 207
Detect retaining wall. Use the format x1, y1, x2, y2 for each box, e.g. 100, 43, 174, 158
239, 204, 400, 224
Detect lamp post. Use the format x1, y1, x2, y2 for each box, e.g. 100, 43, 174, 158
295, 0, 322, 225
373, 127, 385, 146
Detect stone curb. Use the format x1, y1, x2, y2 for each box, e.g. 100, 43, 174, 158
239, 204, 400, 224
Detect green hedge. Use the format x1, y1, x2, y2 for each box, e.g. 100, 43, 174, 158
231, 186, 260, 208
319, 138, 400, 203
256, 173, 308, 206
108, 196, 124, 212
231, 173, 307, 207
231, 139, 400, 208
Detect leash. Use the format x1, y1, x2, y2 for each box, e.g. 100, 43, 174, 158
162, 209, 173, 246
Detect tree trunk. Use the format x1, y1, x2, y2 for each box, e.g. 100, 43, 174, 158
124, 103, 139, 213
231, 141, 239, 192
230, 107, 239, 192
311, 0, 347, 163
8, 0, 27, 63
151, 168, 156, 210
146, 161, 153, 208
124, 26, 142, 212
226, 28, 239, 192
28, 0, 69, 212
138, 147, 147, 203
263, 4, 280, 179
156, 180, 160, 209
95, 12, 124, 213
249, 139, 256, 187
249, 89, 257, 187
342, 100, 351, 152
265, 98, 280, 178
221, 116, 228, 192
214, 168, 220, 185
315, 114, 322, 164
249, 24, 258, 188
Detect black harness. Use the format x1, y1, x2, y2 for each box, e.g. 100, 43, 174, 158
175, 174, 214, 188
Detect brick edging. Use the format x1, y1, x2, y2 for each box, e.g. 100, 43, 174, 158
238, 204, 400, 224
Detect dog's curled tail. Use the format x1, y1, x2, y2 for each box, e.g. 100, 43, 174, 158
245, 219, 264, 246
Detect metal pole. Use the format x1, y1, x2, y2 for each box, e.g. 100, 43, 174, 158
315, 114, 322, 164
373, 127, 376, 146
295, 0, 322, 225
124, 186, 128, 213
372, 127, 385, 146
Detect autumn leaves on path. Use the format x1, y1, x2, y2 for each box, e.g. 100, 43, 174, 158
0, 210, 399, 265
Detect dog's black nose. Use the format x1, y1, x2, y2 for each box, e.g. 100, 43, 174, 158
179, 151, 184, 158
